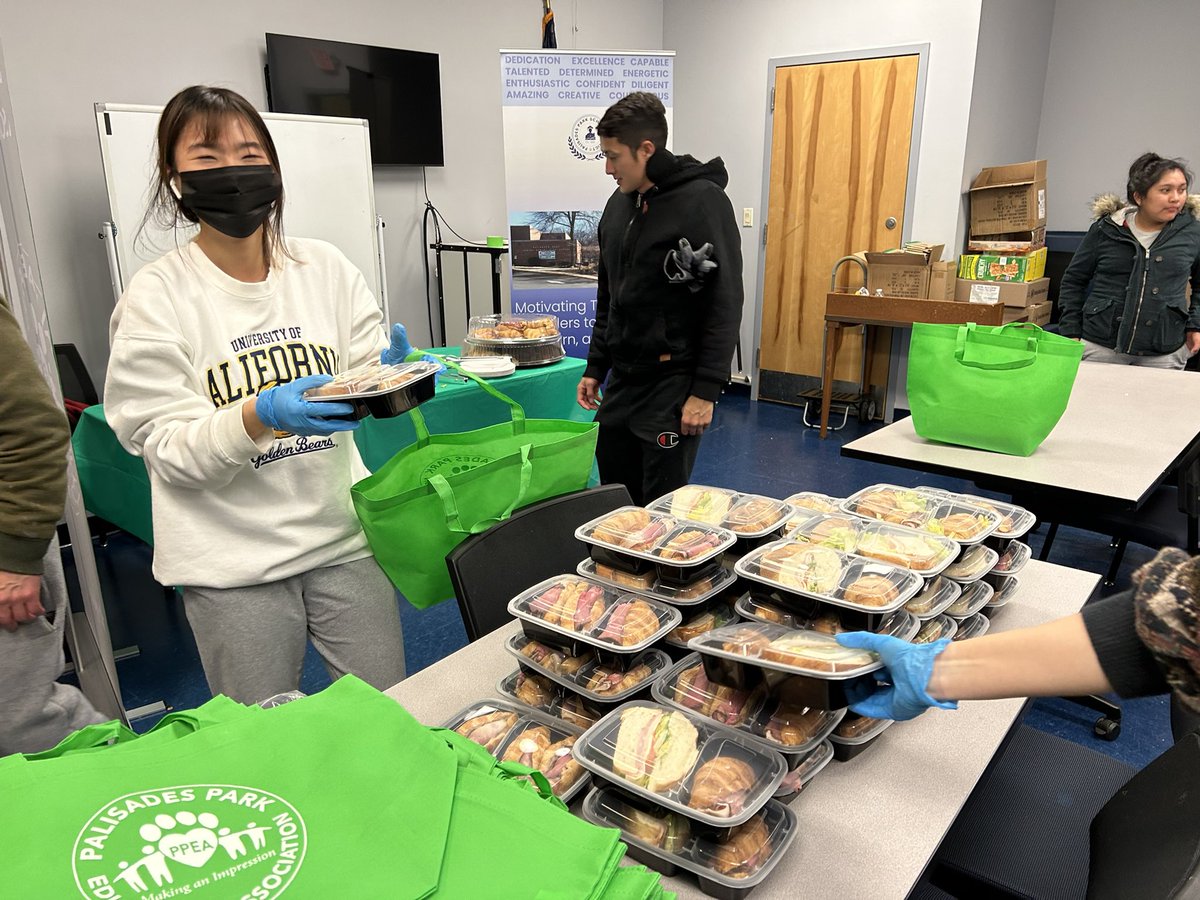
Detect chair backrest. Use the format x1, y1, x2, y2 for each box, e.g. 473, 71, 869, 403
54, 343, 99, 406
1088, 730, 1200, 899
445, 483, 634, 641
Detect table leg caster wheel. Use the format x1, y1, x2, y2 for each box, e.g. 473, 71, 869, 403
1094, 717, 1121, 741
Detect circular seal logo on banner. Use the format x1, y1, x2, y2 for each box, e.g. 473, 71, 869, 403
657, 431, 680, 449
72, 784, 306, 899
567, 114, 604, 161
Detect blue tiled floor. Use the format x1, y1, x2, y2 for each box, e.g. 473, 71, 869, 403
66, 387, 1171, 768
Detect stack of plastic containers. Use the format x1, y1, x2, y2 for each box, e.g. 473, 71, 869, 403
302, 359, 441, 419
462, 314, 566, 367
573, 698, 796, 897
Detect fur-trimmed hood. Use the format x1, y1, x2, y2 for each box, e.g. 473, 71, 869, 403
1091, 191, 1200, 224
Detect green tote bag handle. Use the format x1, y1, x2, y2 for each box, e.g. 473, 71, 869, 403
954, 321, 1039, 371
409, 353, 527, 445
23, 719, 139, 760
428, 444, 535, 535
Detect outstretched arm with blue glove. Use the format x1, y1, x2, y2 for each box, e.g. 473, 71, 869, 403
836, 613, 1112, 721
250, 375, 360, 438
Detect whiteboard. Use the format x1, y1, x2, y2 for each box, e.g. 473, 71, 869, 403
95, 103, 385, 312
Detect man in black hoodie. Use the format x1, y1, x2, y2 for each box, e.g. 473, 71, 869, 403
576, 92, 742, 505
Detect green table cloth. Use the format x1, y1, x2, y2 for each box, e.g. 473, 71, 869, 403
72, 350, 592, 546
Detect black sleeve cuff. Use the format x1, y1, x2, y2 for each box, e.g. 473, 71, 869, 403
1082, 590, 1171, 698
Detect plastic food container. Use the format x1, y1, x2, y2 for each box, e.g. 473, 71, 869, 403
790, 513, 959, 577
443, 698, 589, 801
577, 557, 738, 606
841, 484, 1003, 544
664, 597, 742, 651
571, 700, 788, 828
508, 575, 682, 653
904, 576, 962, 620
774, 739, 834, 800
985, 541, 1032, 589
734, 593, 919, 640
944, 580, 994, 619
576, 507, 736, 583
987, 574, 1021, 610
736, 539, 924, 615
783, 492, 844, 516
652, 654, 844, 756
649, 486, 795, 542
303, 360, 439, 419
463, 314, 565, 367
917, 488, 1037, 547
580, 786, 798, 898
506, 634, 670, 704
942, 544, 1001, 584
496, 669, 605, 729
829, 713, 894, 761
952, 612, 991, 641
912, 614, 959, 644
688, 623, 881, 710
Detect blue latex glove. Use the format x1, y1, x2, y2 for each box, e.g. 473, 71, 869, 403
255, 375, 359, 436
836, 632, 958, 721
380, 323, 414, 366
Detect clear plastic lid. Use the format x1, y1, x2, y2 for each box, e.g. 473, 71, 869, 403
303, 359, 440, 400
733, 594, 919, 640
776, 739, 834, 796
917, 488, 1037, 539
580, 787, 798, 888
576, 507, 736, 567
506, 634, 669, 703
665, 599, 741, 647
992, 540, 1031, 576
905, 576, 962, 619
791, 514, 958, 576
989, 574, 1021, 607
757, 696, 846, 753
841, 484, 1003, 544
467, 313, 561, 342
649, 485, 794, 537
829, 713, 894, 746
735, 539, 924, 613
571, 700, 788, 828
942, 544, 1001, 583
784, 492, 844, 515
944, 579, 995, 618
912, 614, 959, 644
508, 575, 682, 652
689, 623, 882, 680
496, 670, 604, 729
495, 719, 590, 802
952, 612, 992, 641
576, 557, 738, 606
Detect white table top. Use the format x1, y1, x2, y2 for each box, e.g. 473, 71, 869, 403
386, 559, 1101, 900
843, 362, 1200, 507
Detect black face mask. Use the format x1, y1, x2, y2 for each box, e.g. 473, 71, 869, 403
176, 165, 282, 239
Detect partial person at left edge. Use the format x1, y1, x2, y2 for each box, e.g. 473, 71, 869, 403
104, 86, 420, 705
0, 296, 107, 754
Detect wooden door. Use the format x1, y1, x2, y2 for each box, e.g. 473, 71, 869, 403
759, 55, 919, 399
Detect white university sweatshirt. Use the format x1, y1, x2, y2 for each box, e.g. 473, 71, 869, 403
105, 237, 387, 589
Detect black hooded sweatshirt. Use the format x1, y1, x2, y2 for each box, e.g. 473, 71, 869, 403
583, 149, 743, 402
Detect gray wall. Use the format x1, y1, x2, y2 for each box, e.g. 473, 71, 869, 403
0, 0, 664, 388
958, 0, 1056, 251
1038, 0, 1200, 230
663, 0, 984, 378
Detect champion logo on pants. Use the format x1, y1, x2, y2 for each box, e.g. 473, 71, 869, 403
656, 432, 680, 449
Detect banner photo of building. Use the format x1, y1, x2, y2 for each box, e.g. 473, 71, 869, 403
500, 50, 674, 358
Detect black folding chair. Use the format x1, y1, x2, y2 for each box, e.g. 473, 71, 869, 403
445, 484, 633, 641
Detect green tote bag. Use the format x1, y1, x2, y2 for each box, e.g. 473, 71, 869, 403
907, 321, 1084, 456
352, 356, 598, 608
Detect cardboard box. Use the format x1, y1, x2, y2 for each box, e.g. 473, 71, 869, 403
1025, 300, 1052, 326
865, 244, 945, 299
957, 247, 1048, 283
927, 261, 957, 301
969, 160, 1047, 236
955, 277, 1050, 308
966, 226, 1046, 255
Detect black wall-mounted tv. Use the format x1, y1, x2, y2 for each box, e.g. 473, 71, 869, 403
265, 33, 444, 167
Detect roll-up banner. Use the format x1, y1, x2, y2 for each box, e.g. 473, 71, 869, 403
500, 50, 674, 357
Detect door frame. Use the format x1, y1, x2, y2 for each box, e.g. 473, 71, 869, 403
750, 44, 931, 411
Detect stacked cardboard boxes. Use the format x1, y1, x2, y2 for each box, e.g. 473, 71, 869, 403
864, 242, 955, 300
958, 159, 1050, 311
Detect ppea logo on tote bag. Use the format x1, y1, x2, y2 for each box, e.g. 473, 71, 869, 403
71, 784, 306, 899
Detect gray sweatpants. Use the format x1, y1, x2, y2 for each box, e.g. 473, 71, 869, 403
1082, 339, 1191, 369
182, 555, 406, 705
0, 537, 107, 755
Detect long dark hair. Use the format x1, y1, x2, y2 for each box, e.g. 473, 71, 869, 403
139, 85, 293, 262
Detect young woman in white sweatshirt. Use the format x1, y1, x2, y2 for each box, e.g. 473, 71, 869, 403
105, 86, 415, 703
